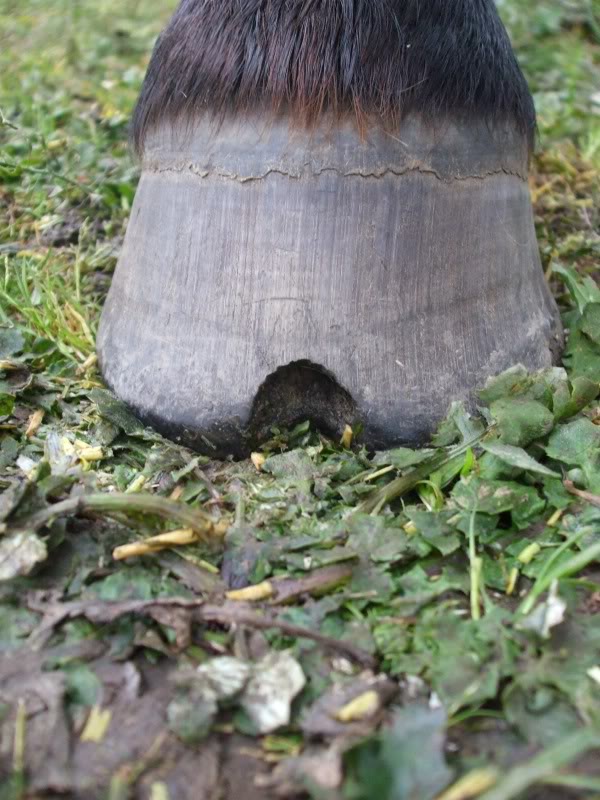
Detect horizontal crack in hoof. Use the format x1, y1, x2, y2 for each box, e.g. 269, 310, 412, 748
142, 160, 528, 184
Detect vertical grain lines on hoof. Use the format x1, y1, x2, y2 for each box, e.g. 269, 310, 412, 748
249, 360, 358, 442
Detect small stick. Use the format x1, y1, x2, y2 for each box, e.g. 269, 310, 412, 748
564, 480, 600, 508
201, 603, 377, 669
194, 466, 224, 505
27, 595, 376, 668
20, 493, 226, 542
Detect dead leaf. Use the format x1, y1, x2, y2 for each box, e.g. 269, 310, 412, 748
25, 408, 44, 438
301, 675, 397, 738
257, 742, 345, 796
26, 595, 205, 650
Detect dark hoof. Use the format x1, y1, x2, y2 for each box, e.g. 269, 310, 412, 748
97, 115, 563, 458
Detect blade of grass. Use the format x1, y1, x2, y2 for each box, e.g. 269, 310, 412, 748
479, 727, 600, 800
468, 503, 482, 621
519, 538, 600, 616
359, 429, 491, 513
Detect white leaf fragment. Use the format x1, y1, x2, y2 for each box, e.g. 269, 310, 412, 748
587, 666, 600, 686
197, 656, 251, 700
241, 651, 306, 734
16, 454, 39, 479
520, 580, 567, 638
0, 531, 48, 581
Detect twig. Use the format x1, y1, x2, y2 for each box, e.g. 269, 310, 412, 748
108, 732, 169, 800
26, 595, 376, 668
20, 493, 226, 543
564, 479, 600, 508
194, 466, 224, 505
201, 602, 377, 668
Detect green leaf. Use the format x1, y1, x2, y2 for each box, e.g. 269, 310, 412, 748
581, 304, 600, 347
542, 476, 574, 510
263, 449, 315, 481
0, 328, 25, 358
553, 376, 599, 421
480, 442, 560, 478
64, 663, 102, 707
347, 515, 418, 564
168, 689, 217, 744
0, 436, 19, 471
453, 479, 545, 524
503, 683, 582, 747
561, 299, 600, 383
563, 330, 600, 383
553, 264, 600, 315
546, 418, 600, 466
0, 393, 15, 417
479, 365, 531, 405
432, 401, 484, 447
479, 366, 560, 408
344, 706, 453, 800
488, 398, 555, 447
413, 609, 511, 715
0, 605, 39, 652
405, 510, 461, 555
391, 565, 466, 615
89, 388, 147, 437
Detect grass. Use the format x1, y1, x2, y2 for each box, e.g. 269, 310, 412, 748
1, 1, 600, 798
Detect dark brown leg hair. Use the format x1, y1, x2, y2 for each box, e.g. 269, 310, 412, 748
132, 0, 535, 153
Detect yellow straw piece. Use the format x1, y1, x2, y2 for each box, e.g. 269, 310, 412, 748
251, 452, 266, 471
517, 543, 541, 565
547, 509, 564, 528
80, 705, 112, 743
506, 567, 519, 596
435, 768, 498, 800
113, 528, 201, 561
340, 425, 354, 449
226, 581, 274, 602
335, 690, 380, 723
25, 409, 44, 438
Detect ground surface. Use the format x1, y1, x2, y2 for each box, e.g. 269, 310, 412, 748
1, 1, 600, 798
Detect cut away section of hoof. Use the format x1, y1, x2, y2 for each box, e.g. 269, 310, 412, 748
249, 361, 358, 444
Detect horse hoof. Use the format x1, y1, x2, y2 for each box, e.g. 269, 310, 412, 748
97, 114, 562, 457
